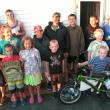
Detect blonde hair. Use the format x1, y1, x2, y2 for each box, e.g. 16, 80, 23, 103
49, 39, 59, 47
94, 28, 104, 38
21, 36, 34, 49
99, 46, 109, 52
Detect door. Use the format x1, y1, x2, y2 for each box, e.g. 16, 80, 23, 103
80, 2, 100, 30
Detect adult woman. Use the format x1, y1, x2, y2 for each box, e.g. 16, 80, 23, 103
5, 9, 25, 40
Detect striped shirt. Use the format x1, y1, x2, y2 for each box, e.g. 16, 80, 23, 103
88, 56, 110, 74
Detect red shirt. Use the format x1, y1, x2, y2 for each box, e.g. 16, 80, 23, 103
2, 55, 20, 62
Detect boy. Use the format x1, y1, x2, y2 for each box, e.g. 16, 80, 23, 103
88, 46, 110, 76
2, 44, 24, 107
79, 28, 109, 67
67, 14, 85, 74
45, 40, 64, 95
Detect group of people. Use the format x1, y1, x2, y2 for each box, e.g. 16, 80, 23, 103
0, 9, 110, 108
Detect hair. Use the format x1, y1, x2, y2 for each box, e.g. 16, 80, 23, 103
4, 44, 14, 50
5, 9, 13, 14
68, 14, 76, 19
94, 28, 104, 38
21, 36, 34, 49
0, 25, 11, 38
99, 46, 109, 52
49, 39, 59, 46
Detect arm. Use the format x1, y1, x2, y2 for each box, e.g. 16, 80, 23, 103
88, 51, 92, 61
16, 21, 25, 36
80, 27, 85, 53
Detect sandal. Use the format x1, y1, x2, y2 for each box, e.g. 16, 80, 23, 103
29, 96, 34, 104
37, 96, 43, 104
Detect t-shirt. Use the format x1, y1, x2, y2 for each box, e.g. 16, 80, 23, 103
2, 55, 23, 82
46, 50, 64, 74
88, 56, 110, 73
87, 40, 109, 59
0, 36, 21, 55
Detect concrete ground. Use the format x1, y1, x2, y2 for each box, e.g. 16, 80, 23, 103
0, 92, 110, 110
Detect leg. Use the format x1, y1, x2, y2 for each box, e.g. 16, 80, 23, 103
56, 74, 61, 91
51, 74, 57, 92
28, 86, 34, 104
35, 85, 43, 104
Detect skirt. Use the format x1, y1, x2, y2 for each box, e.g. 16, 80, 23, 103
24, 73, 42, 86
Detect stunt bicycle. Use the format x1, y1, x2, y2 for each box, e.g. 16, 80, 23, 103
58, 68, 110, 104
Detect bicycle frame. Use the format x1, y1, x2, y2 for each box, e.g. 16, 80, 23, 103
77, 75, 109, 93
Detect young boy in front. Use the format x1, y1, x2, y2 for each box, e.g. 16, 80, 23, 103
2, 44, 24, 107
45, 39, 65, 95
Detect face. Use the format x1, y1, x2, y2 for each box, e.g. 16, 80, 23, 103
49, 43, 59, 53
68, 16, 76, 27
99, 49, 108, 59
34, 30, 43, 39
5, 47, 13, 56
90, 17, 97, 26
52, 16, 60, 24
3, 28, 12, 40
6, 12, 14, 19
24, 40, 32, 50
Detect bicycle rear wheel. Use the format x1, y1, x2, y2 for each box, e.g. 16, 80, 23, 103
58, 84, 81, 104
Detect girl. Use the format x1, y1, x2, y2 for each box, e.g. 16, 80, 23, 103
19, 36, 43, 104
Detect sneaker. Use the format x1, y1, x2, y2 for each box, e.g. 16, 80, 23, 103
37, 96, 43, 104
29, 96, 34, 104
46, 82, 52, 91
11, 101, 17, 108
53, 92, 58, 98
20, 100, 25, 106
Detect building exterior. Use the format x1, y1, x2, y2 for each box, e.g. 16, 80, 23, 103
0, 0, 110, 36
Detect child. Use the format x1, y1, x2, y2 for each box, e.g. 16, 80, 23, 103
0, 26, 6, 105
88, 28, 109, 60
2, 44, 24, 107
79, 28, 109, 67
45, 39, 65, 94
33, 25, 51, 90
0, 25, 21, 58
88, 46, 110, 76
19, 36, 43, 104
67, 14, 85, 74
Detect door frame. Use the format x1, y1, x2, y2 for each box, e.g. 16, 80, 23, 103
76, 0, 105, 26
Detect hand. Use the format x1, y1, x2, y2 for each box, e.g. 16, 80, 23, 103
64, 52, 68, 57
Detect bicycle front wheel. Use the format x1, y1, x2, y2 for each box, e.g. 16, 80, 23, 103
58, 84, 81, 104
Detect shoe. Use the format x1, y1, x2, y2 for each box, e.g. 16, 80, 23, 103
46, 82, 52, 91
29, 96, 34, 104
37, 96, 43, 104
53, 92, 58, 98
11, 101, 17, 108
20, 100, 25, 106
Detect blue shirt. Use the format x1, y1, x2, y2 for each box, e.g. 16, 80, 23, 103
103, 24, 110, 46
88, 56, 110, 73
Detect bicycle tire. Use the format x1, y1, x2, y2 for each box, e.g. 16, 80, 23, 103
58, 84, 81, 104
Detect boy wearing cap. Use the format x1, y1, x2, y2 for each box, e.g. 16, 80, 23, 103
43, 12, 70, 82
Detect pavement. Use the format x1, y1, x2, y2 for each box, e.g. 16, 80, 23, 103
0, 91, 110, 110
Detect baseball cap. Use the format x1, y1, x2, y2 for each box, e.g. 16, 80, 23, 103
34, 25, 43, 32
52, 12, 61, 17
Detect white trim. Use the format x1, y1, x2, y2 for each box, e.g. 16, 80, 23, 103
76, 0, 105, 26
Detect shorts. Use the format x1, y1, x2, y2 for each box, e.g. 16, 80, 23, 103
7, 80, 24, 93
41, 61, 47, 73
67, 56, 79, 63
